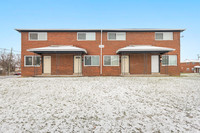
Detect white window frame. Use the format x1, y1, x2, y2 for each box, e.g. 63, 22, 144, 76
107, 32, 126, 41
84, 55, 100, 66
162, 55, 177, 66
29, 32, 48, 41
155, 32, 173, 40
103, 55, 119, 66
24, 55, 41, 67
77, 32, 96, 41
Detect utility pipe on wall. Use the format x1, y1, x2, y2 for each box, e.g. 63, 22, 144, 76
100, 29, 103, 75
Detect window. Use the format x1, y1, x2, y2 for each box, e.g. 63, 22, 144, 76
186, 62, 190, 65
104, 55, 119, 66
192, 68, 194, 71
108, 32, 126, 40
77, 32, 95, 40
24, 56, 41, 66
192, 62, 196, 64
84, 55, 99, 66
155, 32, 173, 40
187, 68, 190, 71
162, 55, 177, 66
25, 56, 32, 66
29, 32, 47, 41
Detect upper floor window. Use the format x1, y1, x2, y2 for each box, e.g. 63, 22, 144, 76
162, 55, 177, 66
77, 32, 95, 41
107, 32, 126, 40
24, 55, 40, 67
29, 32, 47, 41
155, 32, 173, 40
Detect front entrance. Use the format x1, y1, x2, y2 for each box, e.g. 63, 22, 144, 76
74, 56, 82, 74
121, 55, 129, 75
43, 56, 51, 74
151, 55, 159, 73
194, 68, 200, 73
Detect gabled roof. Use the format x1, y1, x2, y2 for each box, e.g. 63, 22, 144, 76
15, 28, 185, 32
116, 45, 175, 54
27, 45, 87, 54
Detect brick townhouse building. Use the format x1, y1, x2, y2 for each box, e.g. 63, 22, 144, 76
16, 28, 184, 76
181, 59, 200, 73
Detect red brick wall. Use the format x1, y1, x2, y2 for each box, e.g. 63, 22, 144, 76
83, 66, 100, 76
180, 62, 200, 73
50, 54, 74, 75
21, 31, 181, 76
129, 54, 151, 74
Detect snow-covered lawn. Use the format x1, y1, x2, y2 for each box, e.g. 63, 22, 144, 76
0, 76, 200, 132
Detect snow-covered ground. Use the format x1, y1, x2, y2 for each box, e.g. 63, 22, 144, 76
0, 76, 200, 132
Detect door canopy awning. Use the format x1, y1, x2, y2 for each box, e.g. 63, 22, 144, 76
194, 66, 200, 68
27, 45, 87, 54
116, 45, 175, 54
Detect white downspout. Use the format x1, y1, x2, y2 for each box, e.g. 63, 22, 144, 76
100, 29, 103, 75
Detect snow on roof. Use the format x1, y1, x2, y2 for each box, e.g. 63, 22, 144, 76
27, 45, 87, 53
181, 59, 200, 63
116, 45, 175, 54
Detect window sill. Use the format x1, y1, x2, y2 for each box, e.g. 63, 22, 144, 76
103, 65, 120, 66
162, 65, 177, 66
155, 40, 173, 41
84, 65, 100, 67
77, 40, 96, 41
24, 65, 40, 67
107, 40, 126, 41
28, 40, 47, 41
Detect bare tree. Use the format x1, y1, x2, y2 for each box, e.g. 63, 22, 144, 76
0, 49, 21, 75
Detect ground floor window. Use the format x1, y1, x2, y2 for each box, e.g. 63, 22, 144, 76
24, 56, 40, 67
162, 55, 177, 66
84, 55, 100, 66
187, 68, 190, 71
104, 55, 119, 66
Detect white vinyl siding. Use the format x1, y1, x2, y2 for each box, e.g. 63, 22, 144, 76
104, 55, 119, 66
77, 32, 96, 40
24, 56, 41, 67
162, 55, 177, 66
84, 55, 99, 66
155, 32, 173, 40
29, 32, 47, 41
108, 32, 126, 40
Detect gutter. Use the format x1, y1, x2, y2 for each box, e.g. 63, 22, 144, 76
100, 29, 103, 75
